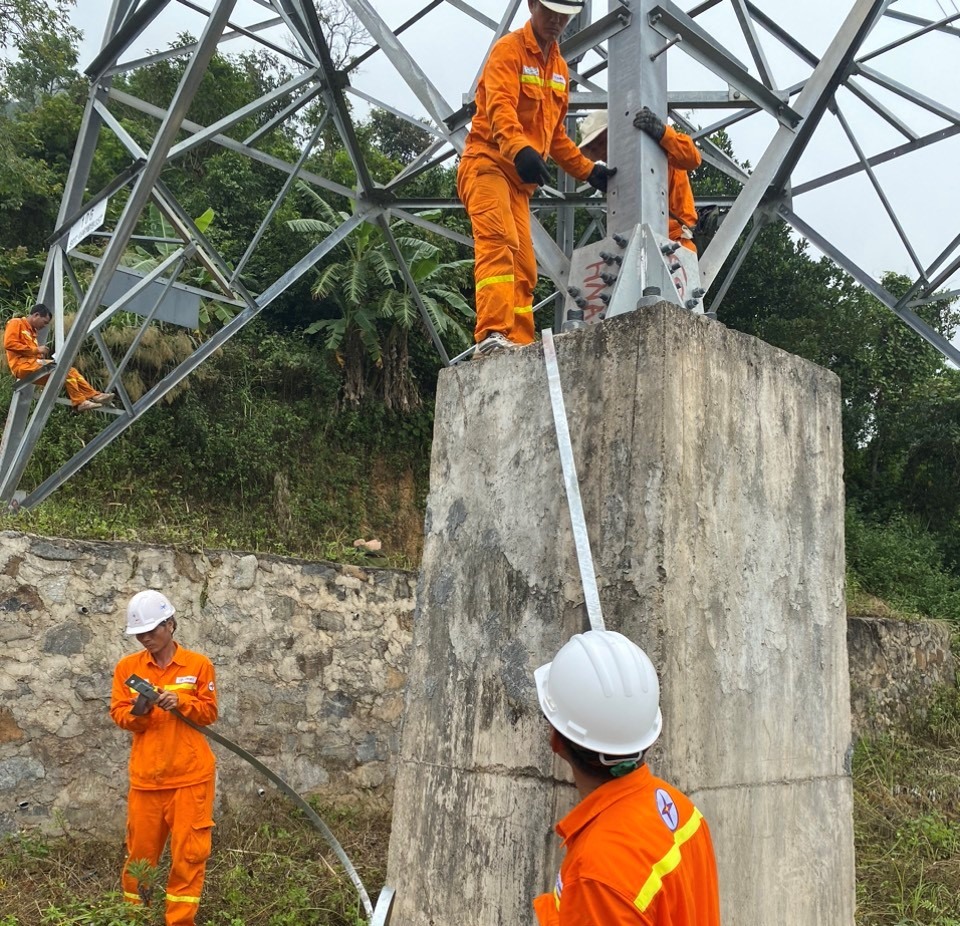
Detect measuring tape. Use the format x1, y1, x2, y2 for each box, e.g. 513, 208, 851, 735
541, 329, 605, 632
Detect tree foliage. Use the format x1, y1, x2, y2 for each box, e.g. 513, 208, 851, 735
4, 16, 960, 615
288, 185, 473, 410
0, 0, 76, 51
367, 109, 434, 165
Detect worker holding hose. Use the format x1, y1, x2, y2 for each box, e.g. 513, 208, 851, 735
110, 589, 218, 926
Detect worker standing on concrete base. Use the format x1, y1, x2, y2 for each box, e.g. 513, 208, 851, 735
4, 303, 114, 412
110, 590, 218, 926
533, 630, 720, 925
458, 0, 616, 355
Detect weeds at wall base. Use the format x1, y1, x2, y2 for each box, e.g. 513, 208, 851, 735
0, 798, 388, 926
853, 683, 960, 925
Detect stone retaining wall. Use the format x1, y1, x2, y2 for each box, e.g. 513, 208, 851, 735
0, 532, 955, 837
0, 531, 415, 837
847, 614, 956, 738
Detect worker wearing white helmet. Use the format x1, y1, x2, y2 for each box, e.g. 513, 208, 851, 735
533, 630, 720, 925
110, 590, 218, 926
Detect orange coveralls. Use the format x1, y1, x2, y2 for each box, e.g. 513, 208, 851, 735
534, 764, 721, 926
458, 20, 595, 345
3, 316, 98, 406
661, 126, 702, 253
110, 644, 218, 926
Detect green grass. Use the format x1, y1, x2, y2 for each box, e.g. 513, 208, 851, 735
4, 694, 960, 925
853, 686, 960, 925
0, 798, 389, 926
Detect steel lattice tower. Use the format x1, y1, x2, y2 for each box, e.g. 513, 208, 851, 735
1, 0, 958, 507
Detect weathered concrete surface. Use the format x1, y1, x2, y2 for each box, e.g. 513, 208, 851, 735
386, 304, 854, 925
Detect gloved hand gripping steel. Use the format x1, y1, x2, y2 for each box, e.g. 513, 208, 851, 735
587, 163, 617, 192
514, 146, 552, 185
633, 106, 666, 140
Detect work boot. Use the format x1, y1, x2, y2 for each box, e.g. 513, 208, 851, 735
76, 400, 99, 413
91, 392, 116, 405
474, 332, 518, 358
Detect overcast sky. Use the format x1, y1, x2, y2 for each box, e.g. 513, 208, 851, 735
67, 0, 960, 300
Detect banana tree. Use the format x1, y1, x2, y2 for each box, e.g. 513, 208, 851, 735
288, 183, 473, 410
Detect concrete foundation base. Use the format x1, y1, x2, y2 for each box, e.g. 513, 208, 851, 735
386, 305, 854, 925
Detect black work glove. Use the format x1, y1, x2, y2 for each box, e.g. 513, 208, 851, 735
514, 146, 552, 186
633, 107, 666, 141
131, 694, 154, 716
587, 163, 617, 193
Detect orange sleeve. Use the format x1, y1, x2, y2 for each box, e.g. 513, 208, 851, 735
660, 125, 702, 171
533, 892, 560, 926
4, 319, 38, 359
548, 120, 594, 180
558, 878, 654, 926
482, 40, 531, 163
110, 660, 152, 733
175, 657, 218, 727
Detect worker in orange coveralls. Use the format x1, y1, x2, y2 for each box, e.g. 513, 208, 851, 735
110, 590, 218, 926
580, 107, 702, 253
458, 0, 616, 355
3, 303, 114, 411
533, 630, 721, 926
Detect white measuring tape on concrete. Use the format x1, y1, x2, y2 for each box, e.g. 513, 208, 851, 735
542, 329, 605, 632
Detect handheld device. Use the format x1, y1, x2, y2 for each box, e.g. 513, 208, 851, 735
124, 673, 160, 702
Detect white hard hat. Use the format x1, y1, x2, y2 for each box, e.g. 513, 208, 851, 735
539, 0, 584, 14
579, 110, 608, 149
535, 630, 662, 755
125, 589, 176, 635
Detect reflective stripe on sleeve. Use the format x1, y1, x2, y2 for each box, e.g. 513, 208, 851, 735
476, 274, 514, 291
634, 809, 704, 912
514, 304, 534, 315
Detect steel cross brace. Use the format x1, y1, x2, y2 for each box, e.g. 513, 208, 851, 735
698, 0, 890, 291
2, 1, 238, 501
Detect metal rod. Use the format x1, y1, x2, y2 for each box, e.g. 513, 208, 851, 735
376, 217, 451, 367
832, 103, 925, 277
232, 115, 330, 283
649, 33, 682, 60
782, 206, 960, 367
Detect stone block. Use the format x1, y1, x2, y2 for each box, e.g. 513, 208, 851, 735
231, 554, 259, 590
848, 615, 956, 737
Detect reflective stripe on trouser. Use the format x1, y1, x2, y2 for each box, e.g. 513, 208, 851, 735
457, 159, 537, 345
10, 363, 98, 406
122, 780, 215, 926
